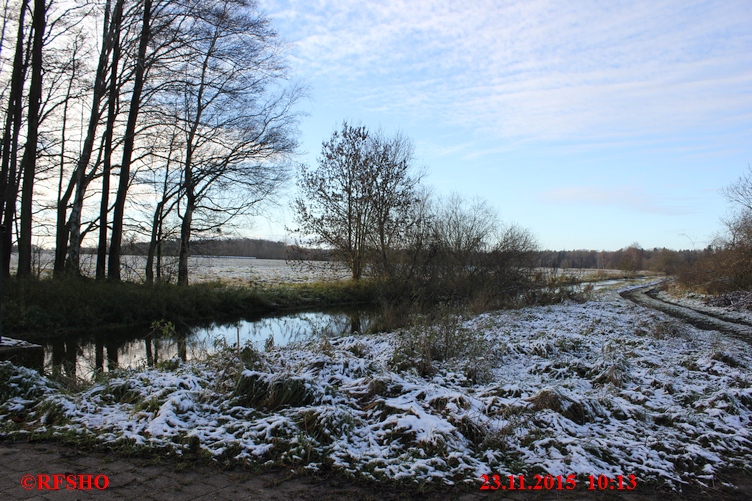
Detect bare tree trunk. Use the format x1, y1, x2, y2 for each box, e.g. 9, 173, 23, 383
0, 0, 28, 277
178, 139, 195, 286
145, 199, 163, 284
155, 231, 163, 281
17, 0, 46, 276
178, 200, 193, 286
65, 0, 114, 274
96, 0, 124, 280
108, 0, 152, 281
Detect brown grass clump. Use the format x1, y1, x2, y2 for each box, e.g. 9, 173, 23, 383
652, 320, 688, 340
711, 351, 743, 368
592, 361, 630, 388
526, 388, 589, 425
234, 372, 315, 411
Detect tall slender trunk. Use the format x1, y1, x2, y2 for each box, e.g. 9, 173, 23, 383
177, 137, 195, 286
65, 0, 114, 274
54, 179, 77, 274
0, 0, 29, 277
17, 0, 46, 276
53, 43, 77, 277
96, 0, 123, 279
176, 20, 217, 286
145, 199, 163, 283
177, 199, 193, 286
108, 0, 152, 281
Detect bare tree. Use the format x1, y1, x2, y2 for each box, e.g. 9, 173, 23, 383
722, 165, 752, 213
60, 0, 120, 274
293, 121, 420, 281
107, 0, 151, 281
152, 0, 299, 285
411, 193, 538, 305
95, 0, 124, 279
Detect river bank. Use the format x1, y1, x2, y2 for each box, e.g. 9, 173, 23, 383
2, 288, 751, 495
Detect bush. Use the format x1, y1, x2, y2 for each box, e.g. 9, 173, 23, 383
379, 194, 538, 310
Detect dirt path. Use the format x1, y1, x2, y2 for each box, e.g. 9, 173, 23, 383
0, 439, 460, 501
619, 284, 752, 344
2, 440, 751, 500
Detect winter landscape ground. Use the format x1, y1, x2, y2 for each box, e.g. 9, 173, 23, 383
2, 283, 751, 498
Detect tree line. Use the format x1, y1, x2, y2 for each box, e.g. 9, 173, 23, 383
536, 246, 701, 276
292, 121, 704, 306
93, 237, 297, 260
0, 0, 299, 285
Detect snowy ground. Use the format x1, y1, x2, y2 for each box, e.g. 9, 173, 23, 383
2, 290, 751, 492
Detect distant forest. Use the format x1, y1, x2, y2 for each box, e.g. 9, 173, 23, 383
83, 238, 700, 275
536, 246, 700, 275
81, 238, 328, 261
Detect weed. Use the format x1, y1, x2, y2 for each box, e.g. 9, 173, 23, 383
37, 400, 69, 426
0, 361, 50, 402
293, 407, 355, 445
389, 305, 492, 379
134, 396, 163, 414
237, 345, 267, 370
526, 388, 592, 425
234, 372, 316, 411
592, 360, 630, 388
156, 359, 181, 371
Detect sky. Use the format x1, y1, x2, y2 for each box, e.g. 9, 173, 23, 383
250, 0, 752, 251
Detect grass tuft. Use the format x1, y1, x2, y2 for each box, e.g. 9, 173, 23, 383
234, 372, 316, 411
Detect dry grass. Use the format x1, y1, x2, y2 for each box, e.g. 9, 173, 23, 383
233, 372, 316, 411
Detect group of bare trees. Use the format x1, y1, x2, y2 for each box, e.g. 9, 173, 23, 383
294, 121, 538, 306
0, 0, 299, 285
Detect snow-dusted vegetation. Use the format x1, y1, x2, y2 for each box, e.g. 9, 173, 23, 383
2, 290, 751, 490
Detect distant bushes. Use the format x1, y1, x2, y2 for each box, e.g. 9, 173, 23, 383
676, 243, 752, 294
677, 168, 752, 294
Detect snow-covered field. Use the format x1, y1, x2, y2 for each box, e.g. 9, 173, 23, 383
2, 289, 751, 491
15, 251, 348, 284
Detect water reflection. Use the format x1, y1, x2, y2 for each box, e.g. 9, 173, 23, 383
192, 309, 374, 351
37, 308, 373, 381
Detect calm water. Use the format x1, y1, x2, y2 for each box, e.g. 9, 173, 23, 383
38, 308, 375, 381
33, 276, 640, 381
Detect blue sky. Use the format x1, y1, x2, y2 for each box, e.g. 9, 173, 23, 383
252, 0, 752, 251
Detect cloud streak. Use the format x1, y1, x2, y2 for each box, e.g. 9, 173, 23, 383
261, 0, 752, 143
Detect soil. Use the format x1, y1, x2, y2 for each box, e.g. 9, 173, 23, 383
1, 439, 751, 500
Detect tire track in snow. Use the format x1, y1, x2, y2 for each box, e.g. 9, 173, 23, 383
620, 284, 752, 345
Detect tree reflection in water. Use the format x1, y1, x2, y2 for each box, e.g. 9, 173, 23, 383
40, 308, 374, 381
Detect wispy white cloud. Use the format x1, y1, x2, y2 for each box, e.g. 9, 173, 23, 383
261, 0, 752, 143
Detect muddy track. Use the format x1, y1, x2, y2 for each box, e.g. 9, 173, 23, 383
619, 283, 752, 344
